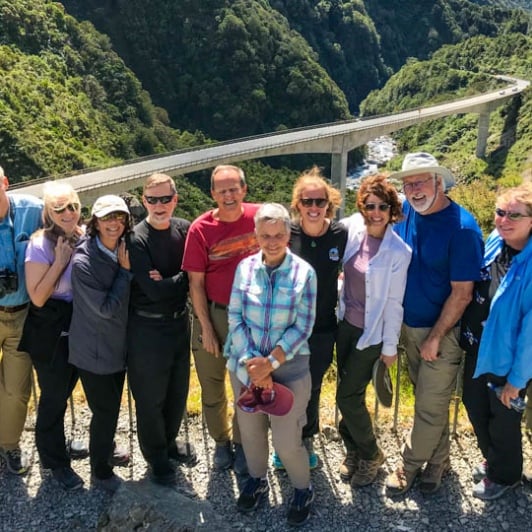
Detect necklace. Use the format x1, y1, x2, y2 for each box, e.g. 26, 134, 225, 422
306, 220, 327, 248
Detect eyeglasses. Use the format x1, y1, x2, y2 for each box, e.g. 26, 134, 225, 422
99, 212, 127, 223
364, 203, 390, 212
495, 208, 530, 221
299, 198, 328, 208
144, 194, 175, 205
51, 203, 80, 214
402, 176, 434, 193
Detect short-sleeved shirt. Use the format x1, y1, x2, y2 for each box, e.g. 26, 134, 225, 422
394, 200, 483, 328
182, 203, 260, 305
25, 233, 73, 302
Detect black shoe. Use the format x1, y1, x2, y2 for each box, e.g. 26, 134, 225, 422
110, 443, 130, 467
52, 466, 84, 491
233, 443, 248, 476
168, 440, 197, 466
287, 485, 314, 527
91, 473, 122, 494
237, 477, 269, 513
67, 439, 90, 460
213, 441, 233, 470
0, 447, 29, 475
150, 460, 177, 487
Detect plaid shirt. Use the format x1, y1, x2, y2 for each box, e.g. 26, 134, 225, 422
225, 249, 317, 386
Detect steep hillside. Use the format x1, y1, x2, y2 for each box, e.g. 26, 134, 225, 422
0, 0, 206, 182
60, 0, 351, 140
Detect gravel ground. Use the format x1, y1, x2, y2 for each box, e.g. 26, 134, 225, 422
1, 398, 531, 532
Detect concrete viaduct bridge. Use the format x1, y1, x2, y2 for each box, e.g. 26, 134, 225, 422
17, 77, 529, 205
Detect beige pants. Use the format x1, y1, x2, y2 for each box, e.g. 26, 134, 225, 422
0, 307, 32, 451
401, 324, 464, 471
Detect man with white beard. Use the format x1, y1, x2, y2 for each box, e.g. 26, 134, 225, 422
385, 153, 483, 496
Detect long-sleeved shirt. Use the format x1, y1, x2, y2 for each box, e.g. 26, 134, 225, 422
224, 249, 317, 386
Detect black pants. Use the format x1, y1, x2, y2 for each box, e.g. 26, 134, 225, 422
302, 330, 335, 439
462, 352, 523, 485
127, 313, 191, 470
78, 368, 125, 480
33, 336, 78, 470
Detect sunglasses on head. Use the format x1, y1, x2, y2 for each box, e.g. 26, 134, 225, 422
299, 198, 328, 208
51, 203, 80, 214
364, 203, 390, 212
495, 208, 530, 221
144, 194, 175, 205
99, 212, 127, 222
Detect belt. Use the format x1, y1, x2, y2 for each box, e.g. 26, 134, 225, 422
133, 308, 187, 320
208, 300, 227, 311
0, 303, 29, 313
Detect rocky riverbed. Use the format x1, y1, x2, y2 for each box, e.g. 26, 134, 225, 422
1, 401, 531, 531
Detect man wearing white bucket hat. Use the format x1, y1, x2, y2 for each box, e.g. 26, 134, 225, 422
385, 153, 483, 496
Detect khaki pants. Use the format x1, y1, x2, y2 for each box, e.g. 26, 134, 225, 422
230, 371, 311, 489
191, 306, 241, 445
401, 324, 463, 471
0, 307, 32, 451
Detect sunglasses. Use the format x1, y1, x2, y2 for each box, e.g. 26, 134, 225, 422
144, 194, 175, 205
299, 198, 328, 208
51, 203, 80, 214
99, 212, 127, 222
495, 208, 530, 221
364, 203, 390, 212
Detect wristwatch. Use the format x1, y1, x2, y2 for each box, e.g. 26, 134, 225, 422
268, 354, 281, 370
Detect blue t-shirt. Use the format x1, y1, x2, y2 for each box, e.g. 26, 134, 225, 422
394, 200, 483, 327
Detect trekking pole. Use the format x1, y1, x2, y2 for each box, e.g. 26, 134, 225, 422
69, 394, 76, 441
451, 356, 465, 436
126, 376, 135, 476
393, 351, 402, 432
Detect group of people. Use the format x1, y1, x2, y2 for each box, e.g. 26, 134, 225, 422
0, 154, 530, 527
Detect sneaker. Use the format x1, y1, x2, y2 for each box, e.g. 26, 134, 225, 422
214, 441, 233, 470
51, 466, 84, 491
237, 477, 269, 513
385, 467, 419, 496
150, 460, 177, 487
168, 439, 197, 466
233, 443, 248, 476
472, 477, 520, 500
419, 458, 451, 494
472, 460, 488, 483
67, 439, 89, 460
0, 447, 29, 475
350, 449, 385, 487
339, 450, 358, 481
287, 484, 315, 527
92, 473, 123, 494
110, 443, 130, 467
303, 437, 319, 470
272, 450, 285, 470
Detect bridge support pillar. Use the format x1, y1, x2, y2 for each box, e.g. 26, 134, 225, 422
331, 150, 348, 218
476, 111, 490, 158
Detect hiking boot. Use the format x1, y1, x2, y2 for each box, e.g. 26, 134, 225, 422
237, 477, 269, 513
385, 467, 419, 496
110, 443, 130, 467
66, 439, 89, 460
339, 450, 358, 481
272, 450, 285, 470
287, 484, 314, 527
419, 458, 451, 494
168, 439, 197, 466
0, 447, 29, 475
91, 473, 123, 493
472, 460, 488, 483
303, 437, 319, 470
51, 466, 84, 491
233, 443, 248, 476
213, 441, 233, 470
350, 449, 385, 487
472, 477, 520, 500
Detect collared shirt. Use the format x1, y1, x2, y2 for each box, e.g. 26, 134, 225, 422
0, 194, 42, 306
225, 249, 317, 386
474, 231, 532, 389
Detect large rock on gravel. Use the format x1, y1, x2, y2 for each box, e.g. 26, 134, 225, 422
98, 480, 234, 531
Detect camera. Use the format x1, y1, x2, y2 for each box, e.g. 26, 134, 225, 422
0, 269, 18, 298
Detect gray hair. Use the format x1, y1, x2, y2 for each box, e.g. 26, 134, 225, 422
254, 203, 291, 234
211, 165, 246, 190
